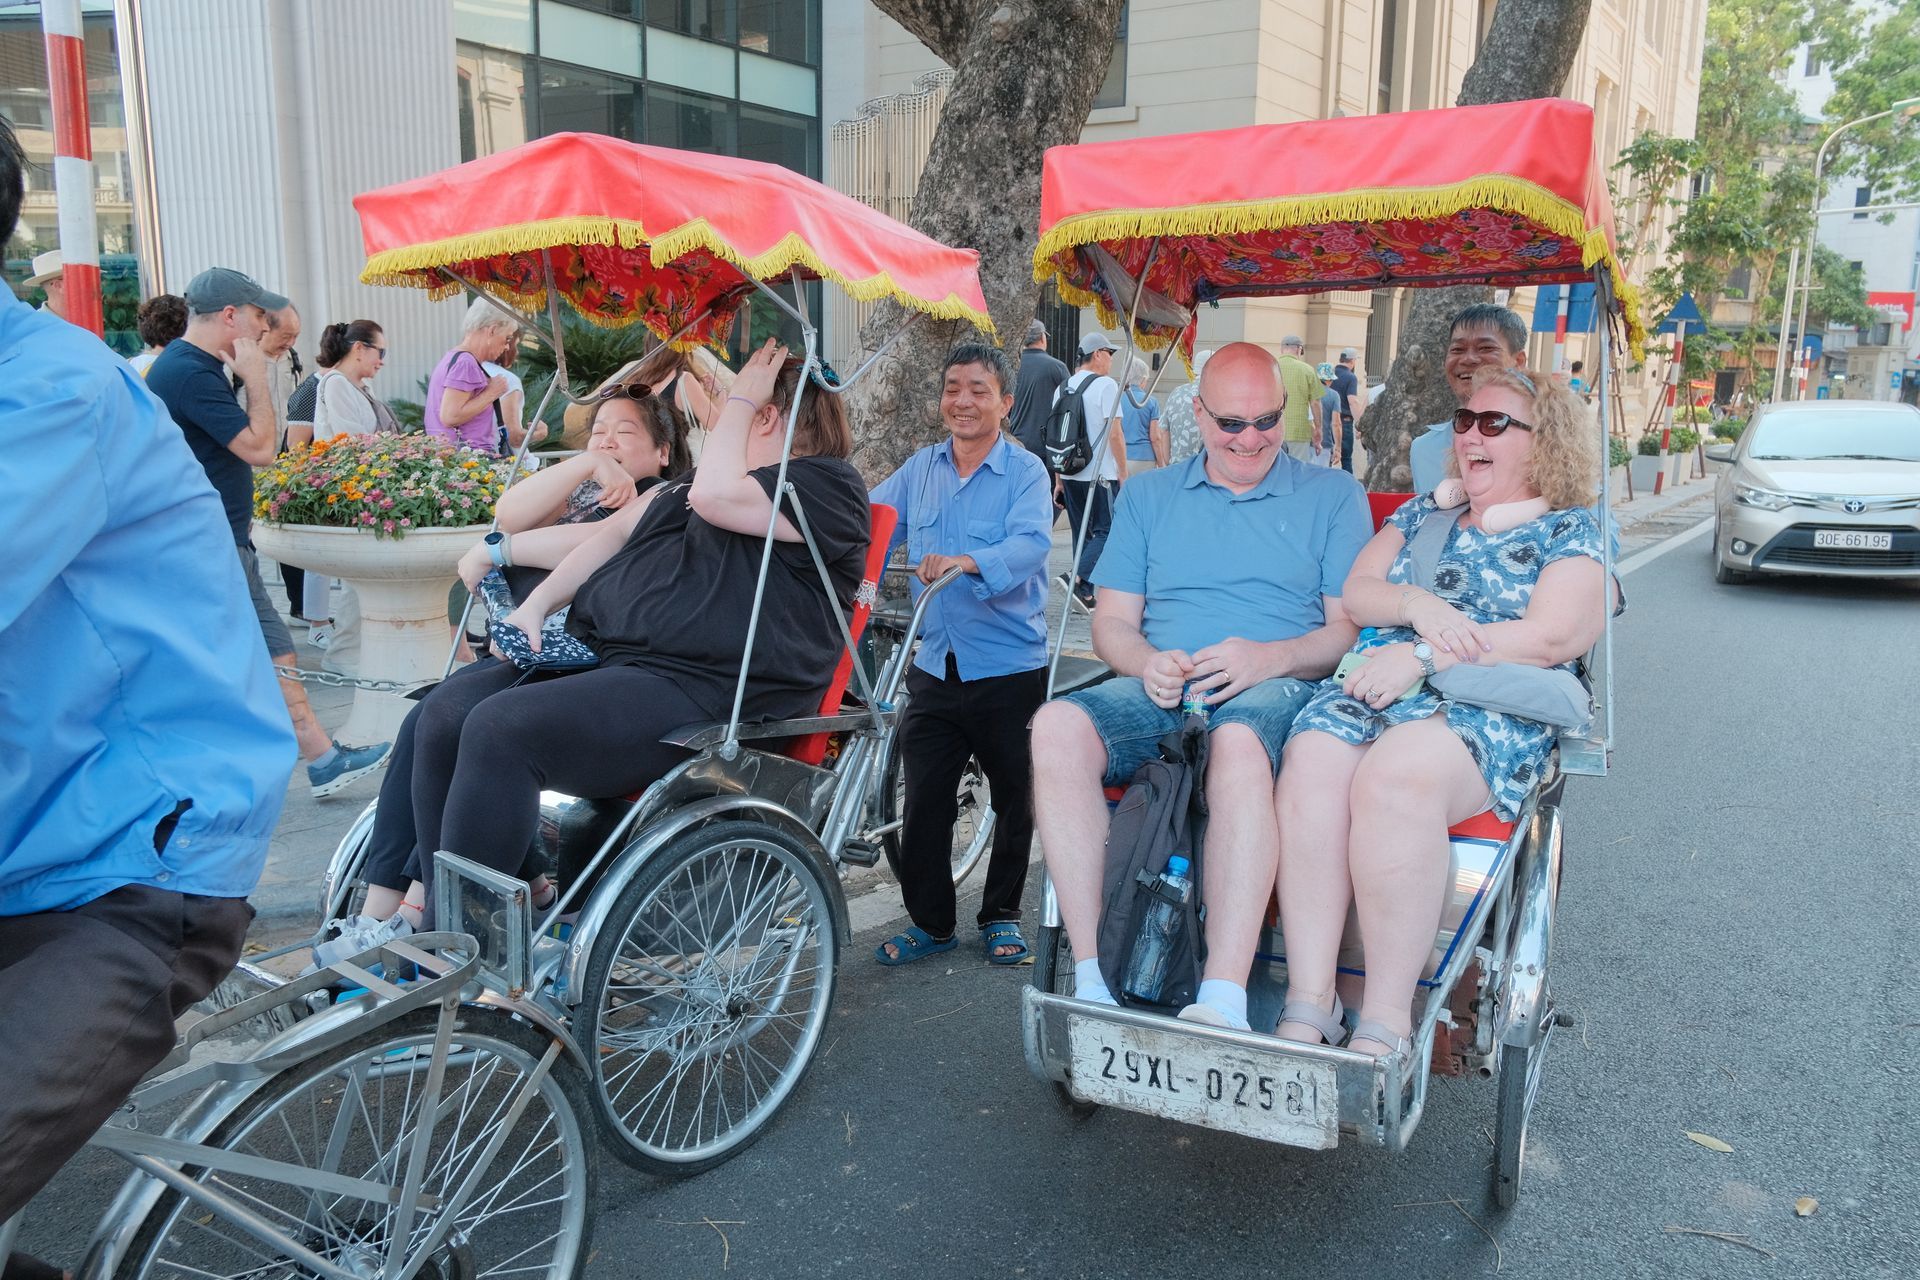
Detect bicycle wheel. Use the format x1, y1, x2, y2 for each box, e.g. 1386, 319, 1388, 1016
1492, 1021, 1553, 1208
1030, 908, 1097, 1119
581, 818, 838, 1176
115, 1006, 596, 1280
876, 735, 996, 888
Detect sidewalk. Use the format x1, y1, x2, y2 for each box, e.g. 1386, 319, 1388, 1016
248, 463, 1719, 941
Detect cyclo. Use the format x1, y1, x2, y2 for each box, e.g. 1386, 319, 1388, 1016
1017, 98, 1642, 1206
311, 133, 1002, 1180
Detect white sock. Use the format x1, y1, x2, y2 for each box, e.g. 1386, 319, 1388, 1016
1195, 978, 1250, 1030
1074, 958, 1117, 1005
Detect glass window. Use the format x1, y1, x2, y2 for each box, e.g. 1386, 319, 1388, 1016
646, 26, 736, 96
1854, 186, 1871, 219
458, 43, 531, 161
737, 0, 813, 63
538, 0, 643, 77
646, 0, 734, 43
454, 0, 534, 52
738, 50, 814, 115
738, 104, 816, 177
1749, 409, 1920, 461
547, 0, 635, 16
538, 62, 640, 140
1093, 3, 1128, 109
645, 83, 731, 154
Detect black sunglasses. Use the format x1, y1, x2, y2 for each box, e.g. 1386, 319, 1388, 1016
355, 341, 387, 359
1196, 395, 1284, 434
1452, 409, 1534, 437
592, 382, 654, 403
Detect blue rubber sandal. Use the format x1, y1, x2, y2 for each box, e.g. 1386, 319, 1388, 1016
980, 920, 1030, 966
874, 925, 957, 967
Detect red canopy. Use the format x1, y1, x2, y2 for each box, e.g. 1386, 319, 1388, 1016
1034, 99, 1644, 358
356, 133, 994, 347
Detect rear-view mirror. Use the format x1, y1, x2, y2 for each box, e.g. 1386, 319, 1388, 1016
1704, 442, 1736, 464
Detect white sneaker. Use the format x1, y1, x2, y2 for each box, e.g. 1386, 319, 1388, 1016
311, 912, 413, 971
1176, 1002, 1251, 1031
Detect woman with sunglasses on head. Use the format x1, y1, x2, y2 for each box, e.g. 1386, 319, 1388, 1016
1263, 365, 1608, 1061
311, 320, 399, 439
313, 340, 868, 965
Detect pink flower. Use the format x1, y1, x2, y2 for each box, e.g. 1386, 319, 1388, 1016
400, 517, 412, 527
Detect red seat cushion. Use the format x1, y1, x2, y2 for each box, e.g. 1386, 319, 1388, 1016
1367, 491, 1413, 533
1448, 810, 1516, 841
786, 502, 898, 766
1102, 785, 1127, 804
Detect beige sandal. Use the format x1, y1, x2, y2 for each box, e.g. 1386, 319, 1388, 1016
1275, 993, 1348, 1046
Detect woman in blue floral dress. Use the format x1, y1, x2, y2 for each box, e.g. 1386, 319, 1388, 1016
1265, 367, 1611, 1061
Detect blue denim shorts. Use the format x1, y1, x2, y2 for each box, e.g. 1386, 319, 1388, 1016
1061, 675, 1317, 785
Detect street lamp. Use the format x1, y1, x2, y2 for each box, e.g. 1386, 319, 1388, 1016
1788, 97, 1920, 400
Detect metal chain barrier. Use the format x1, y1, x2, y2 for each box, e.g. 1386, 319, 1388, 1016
273, 664, 433, 695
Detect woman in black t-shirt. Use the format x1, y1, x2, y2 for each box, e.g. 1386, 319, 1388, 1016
313, 342, 870, 961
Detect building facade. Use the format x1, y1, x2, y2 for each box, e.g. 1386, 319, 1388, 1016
824, 0, 1706, 413
2, 0, 827, 383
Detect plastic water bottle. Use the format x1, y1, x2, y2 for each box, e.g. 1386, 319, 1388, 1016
1180, 681, 1211, 722
1120, 855, 1194, 1004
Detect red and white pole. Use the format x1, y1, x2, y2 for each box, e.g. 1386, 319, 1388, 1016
41, 0, 102, 337
1551, 287, 1571, 376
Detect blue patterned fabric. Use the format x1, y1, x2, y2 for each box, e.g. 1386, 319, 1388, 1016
1289, 496, 1607, 819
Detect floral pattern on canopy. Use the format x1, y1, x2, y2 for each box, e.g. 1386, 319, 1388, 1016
1032, 98, 1645, 362
355, 132, 994, 349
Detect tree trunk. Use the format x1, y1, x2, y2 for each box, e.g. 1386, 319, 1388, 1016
844, 0, 1126, 482
1359, 0, 1594, 491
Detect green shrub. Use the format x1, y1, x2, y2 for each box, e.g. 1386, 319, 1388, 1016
1712, 416, 1745, 441
1609, 436, 1632, 469
1636, 433, 1664, 457
1669, 426, 1700, 454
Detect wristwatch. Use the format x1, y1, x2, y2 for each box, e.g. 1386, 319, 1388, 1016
484, 530, 511, 568
1412, 641, 1437, 679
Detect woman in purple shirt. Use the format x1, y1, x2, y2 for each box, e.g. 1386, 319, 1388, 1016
426, 298, 519, 451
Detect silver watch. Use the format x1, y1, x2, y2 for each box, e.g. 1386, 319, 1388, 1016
1412, 641, 1437, 679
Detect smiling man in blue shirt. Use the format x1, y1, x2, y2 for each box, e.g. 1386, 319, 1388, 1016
869, 343, 1054, 967
0, 117, 297, 1228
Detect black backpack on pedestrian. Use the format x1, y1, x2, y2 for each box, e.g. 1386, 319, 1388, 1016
1044, 376, 1097, 475
1095, 718, 1209, 1010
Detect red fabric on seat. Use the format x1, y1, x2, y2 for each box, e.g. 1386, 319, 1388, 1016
1102, 785, 1127, 804
787, 503, 898, 765
1367, 491, 1412, 533
1449, 810, 1516, 841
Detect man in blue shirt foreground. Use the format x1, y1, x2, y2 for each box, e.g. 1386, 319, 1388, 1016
0, 116, 297, 1230
1030, 343, 1372, 1030
870, 344, 1054, 966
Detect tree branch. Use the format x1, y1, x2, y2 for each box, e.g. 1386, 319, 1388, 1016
869, 0, 988, 67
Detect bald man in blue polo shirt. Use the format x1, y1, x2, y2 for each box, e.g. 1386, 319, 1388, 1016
1030, 342, 1371, 1031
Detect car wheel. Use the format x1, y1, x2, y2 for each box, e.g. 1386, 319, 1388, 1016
1712, 519, 1749, 584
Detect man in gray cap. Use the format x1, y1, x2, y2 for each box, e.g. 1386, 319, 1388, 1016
1275, 334, 1323, 463
1007, 317, 1070, 476
147, 267, 390, 799
1052, 331, 1126, 607
1330, 347, 1361, 475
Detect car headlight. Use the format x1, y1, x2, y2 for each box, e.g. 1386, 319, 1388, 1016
1733, 482, 1791, 512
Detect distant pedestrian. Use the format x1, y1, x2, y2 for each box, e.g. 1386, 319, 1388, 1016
1315, 362, 1342, 467
483, 343, 526, 454
241, 303, 303, 452
1276, 335, 1323, 463
312, 320, 397, 440
426, 298, 518, 452
146, 267, 389, 798
1120, 355, 1165, 477
1329, 347, 1360, 475
23, 249, 65, 321
1569, 360, 1587, 396
1053, 332, 1125, 610
1007, 318, 1071, 472
128, 294, 187, 376
1161, 348, 1212, 463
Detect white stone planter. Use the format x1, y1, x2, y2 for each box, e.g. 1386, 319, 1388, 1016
252, 522, 485, 745
1666, 451, 1690, 487
1628, 453, 1664, 495
1607, 465, 1629, 501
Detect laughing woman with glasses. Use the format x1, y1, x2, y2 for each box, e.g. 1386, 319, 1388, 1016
1263, 365, 1608, 1062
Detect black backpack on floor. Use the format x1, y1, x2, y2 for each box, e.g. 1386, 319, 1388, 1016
1095, 719, 1209, 1010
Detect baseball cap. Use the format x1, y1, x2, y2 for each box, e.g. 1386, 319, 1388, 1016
1078, 331, 1118, 357
1280, 334, 1306, 351
184, 266, 290, 315
1025, 319, 1048, 345
24, 250, 63, 289
1316, 362, 1336, 382
1339, 347, 1358, 362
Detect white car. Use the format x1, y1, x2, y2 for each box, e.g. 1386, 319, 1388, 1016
1708, 400, 1920, 583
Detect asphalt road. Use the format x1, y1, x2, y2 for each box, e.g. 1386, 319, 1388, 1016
20, 508, 1918, 1279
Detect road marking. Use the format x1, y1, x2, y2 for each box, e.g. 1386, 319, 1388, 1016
1617, 516, 1713, 577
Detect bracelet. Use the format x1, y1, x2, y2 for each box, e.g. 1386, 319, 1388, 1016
1397, 587, 1420, 624
725, 395, 760, 413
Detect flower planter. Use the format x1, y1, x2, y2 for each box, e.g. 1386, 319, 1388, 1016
1607, 465, 1629, 501
1666, 451, 1690, 487
1628, 453, 1664, 495
252, 522, 485, 745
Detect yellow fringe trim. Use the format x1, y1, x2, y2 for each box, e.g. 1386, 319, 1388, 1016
1031, 176, 1646, 359
361, 214, 996, 339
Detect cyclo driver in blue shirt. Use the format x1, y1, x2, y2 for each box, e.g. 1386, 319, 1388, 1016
0, 115, 297, 1242
1029, 342, 1372, 1031
869, 343, 1054, 967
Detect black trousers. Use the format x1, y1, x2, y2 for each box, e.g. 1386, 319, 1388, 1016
359, 659, 706, 893
0, 885, 253, 1222
896, 658, 1048, 938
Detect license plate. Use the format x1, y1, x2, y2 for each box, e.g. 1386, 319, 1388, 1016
1066, 1014, 1339, 1148
1814, 529, 1893, 550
